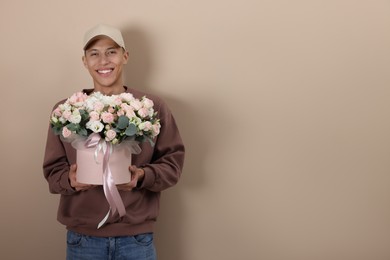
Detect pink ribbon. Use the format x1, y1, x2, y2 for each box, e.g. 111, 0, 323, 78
85, 133, 126, 229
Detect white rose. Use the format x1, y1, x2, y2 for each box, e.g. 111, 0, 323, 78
119, 93, 134, 102
59, 117, 67, 124
101, 95, 116, 107
142, 98, 154, 109
139, 121, 152, 131
59, 103, 71, 112
69, 110, 81, 124
69, 114, 81, 124
85, 97, 97, 111
148, 108, 154, 117
131, 117, 142, 125
91, 92, 103, 100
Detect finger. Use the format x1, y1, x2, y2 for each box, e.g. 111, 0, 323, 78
129, 165, 136, 173
129, 177, 138, 187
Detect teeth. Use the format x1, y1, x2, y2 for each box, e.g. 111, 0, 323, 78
98, 69, 112, 74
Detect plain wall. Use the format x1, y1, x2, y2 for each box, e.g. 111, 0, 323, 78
1, 1, 390, 259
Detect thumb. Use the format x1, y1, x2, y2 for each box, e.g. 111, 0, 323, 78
70, 164, 77, 171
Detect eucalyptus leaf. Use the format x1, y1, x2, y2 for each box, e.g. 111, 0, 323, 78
80, 109, 88, 119
78, 128, 88, 136
66, 123, 78, 131
52, 126, 62, 135
146, 136, 155, 147
117, 116, 129, 129
125, 123, 137, 136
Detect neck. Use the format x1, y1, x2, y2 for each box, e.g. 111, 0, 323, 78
93, 85, 126, 95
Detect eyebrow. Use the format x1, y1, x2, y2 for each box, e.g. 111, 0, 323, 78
86, 46, 119, 53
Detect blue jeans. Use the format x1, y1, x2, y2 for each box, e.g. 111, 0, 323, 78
66, 230, 157, 260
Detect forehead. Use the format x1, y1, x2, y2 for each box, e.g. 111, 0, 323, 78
85, 36, 119, 51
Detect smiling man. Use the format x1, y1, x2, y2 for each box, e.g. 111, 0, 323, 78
43, 24, 185, 260
82, 25, 129, 95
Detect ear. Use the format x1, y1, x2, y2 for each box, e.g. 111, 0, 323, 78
122, 50, 129, 65
82, 55, 88, 68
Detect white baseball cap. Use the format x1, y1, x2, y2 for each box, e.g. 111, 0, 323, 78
83, 24, 126, 50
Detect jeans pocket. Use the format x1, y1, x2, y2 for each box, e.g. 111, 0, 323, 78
66, 231, 84, 247
133, 233, 154, 246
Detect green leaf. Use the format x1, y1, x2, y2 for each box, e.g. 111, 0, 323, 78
66, 123, 78, 131
79, 109, 89, 120
117, 116, 129, 129
52, 126, 62, 135
147, 137, 155, 147
125, 123, 137, 136
78, 128, 88, 136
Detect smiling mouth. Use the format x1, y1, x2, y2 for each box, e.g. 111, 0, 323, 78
97, 69, 114, 75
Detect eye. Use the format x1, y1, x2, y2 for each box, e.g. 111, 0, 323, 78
107, 50, 117, 55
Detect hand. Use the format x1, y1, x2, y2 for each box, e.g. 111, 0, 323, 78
117, 165, 145, 191
68, 164, 95, 191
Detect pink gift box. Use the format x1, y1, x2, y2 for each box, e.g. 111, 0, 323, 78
76, 144, 132, 185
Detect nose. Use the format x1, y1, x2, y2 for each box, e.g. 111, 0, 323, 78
99, 54, 109, 65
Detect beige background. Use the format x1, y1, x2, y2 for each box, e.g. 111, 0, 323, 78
1, 0, 390, 259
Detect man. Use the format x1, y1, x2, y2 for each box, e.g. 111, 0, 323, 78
43, 24, 185, 260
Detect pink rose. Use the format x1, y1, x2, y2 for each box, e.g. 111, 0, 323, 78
68, 93, 78, 105
62, 126, 72, 138
113, 96, 122, 106
89, 111, 100, 121
108, 107, 115, 113
93, 101, 105, 112
68, 92, 87, 106
75, 92, 88, 102
105, 129, 117, 141
117, 109, 125, 116
62, 110, 71, 120
120, 103, 135, 118
126, 109, 136, 118
120, 103, 131, 111
130, 100, 142, 110
101, 112, 115, 124
152, 123, 161, 136
52, 108, 62, 117
138, 107, 149, 118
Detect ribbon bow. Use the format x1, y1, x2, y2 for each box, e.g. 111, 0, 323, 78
85, 133, 126, 229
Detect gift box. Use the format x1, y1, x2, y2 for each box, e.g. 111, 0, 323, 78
76, 143, 132, 185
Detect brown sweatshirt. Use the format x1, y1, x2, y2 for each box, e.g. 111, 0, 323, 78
42, 87, 185, 237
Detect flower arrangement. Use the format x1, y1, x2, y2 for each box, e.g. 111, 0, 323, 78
50, 91, 160, 145
49, 91, 161, 228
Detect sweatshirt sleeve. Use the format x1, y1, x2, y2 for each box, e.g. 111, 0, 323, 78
138, 100, 185, 192
42, 124, 76, 195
